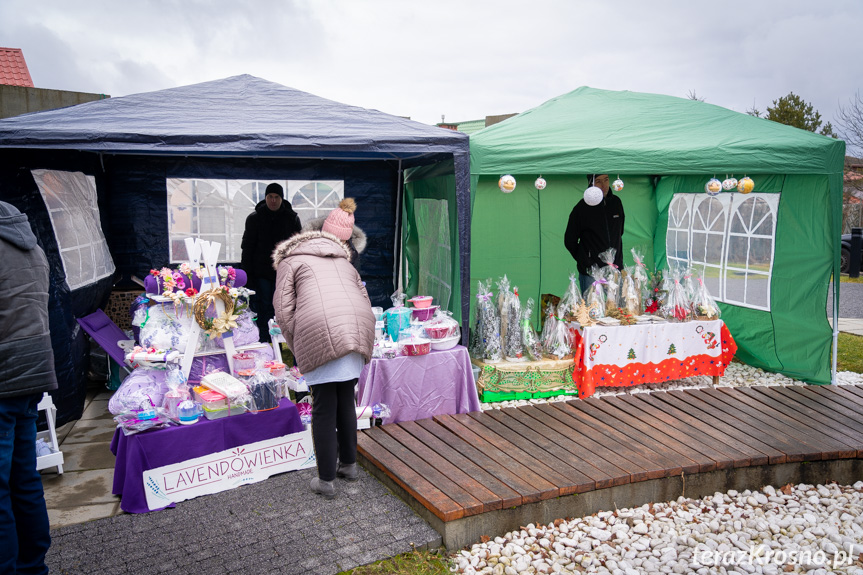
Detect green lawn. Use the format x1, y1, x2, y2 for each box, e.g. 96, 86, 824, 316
840, 274, 863, 284
340, 549, 452, 574
838, 332, 863, 373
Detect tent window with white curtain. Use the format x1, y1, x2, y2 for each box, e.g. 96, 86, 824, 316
166, 179, 344, 262
31, 169, 115, 290
668, 192, 779, 311
414, 199, 452, 311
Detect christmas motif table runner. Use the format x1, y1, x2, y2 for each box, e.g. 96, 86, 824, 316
571, 320, 736, 399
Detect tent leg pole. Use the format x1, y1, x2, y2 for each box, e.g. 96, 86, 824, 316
832, 275, 839, 385
393, 160, 403, 292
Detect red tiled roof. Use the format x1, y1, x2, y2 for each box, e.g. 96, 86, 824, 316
0, 47, 34, 87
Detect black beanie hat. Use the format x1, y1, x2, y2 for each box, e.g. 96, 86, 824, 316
265, 183, 284, 199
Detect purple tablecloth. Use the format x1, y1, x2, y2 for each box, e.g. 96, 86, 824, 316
110, 399, 303, 513
357, 345, 480, 425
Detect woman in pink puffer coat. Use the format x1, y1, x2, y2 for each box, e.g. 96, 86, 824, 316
272, 199, 374, 499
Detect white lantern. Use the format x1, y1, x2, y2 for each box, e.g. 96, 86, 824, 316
499, 175, 516, 193
722, 177, 738, 191
612, 178, 624, 192
584, 186, 604, 206
737, 176, 754, 194
534, 176, 547, 190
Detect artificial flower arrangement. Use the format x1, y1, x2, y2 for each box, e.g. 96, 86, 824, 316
146, 264, 251, 338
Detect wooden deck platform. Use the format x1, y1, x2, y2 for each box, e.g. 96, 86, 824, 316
357, 384, 863, 549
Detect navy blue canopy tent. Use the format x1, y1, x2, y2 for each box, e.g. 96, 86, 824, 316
0, 74, 471, 425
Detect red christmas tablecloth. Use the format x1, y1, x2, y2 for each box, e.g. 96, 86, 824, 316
571, 319, 736, 399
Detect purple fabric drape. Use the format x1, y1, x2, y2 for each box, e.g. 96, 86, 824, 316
110, 399, 302, 513
356, 345, 480, 425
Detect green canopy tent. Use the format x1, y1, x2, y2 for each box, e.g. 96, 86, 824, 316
467, 86, 845, 385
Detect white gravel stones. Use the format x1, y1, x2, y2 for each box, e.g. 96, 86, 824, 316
450, 483, 863, 575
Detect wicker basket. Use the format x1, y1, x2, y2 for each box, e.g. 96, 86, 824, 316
103, 289, 144, 330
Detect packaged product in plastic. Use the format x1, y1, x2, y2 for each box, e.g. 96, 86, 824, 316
109, 367, 170, 415
540, 303, 558, 356
598, 248, 621, 312
644, 268, 667, 315
384, 291, 412, 341
213, 309, 259, 348
691, 269, 722, 320
558, 273, 584, 322
469, 279, 487, 357
504, 286, 525, 361
496, 275, 511, 350
584, 266, 607, 319
476, 279, 502, 362
621, 266, 643, 316
549, 312, 573, 360
245, 370, 280, 411
660, 265, 693, 322
521, 298, 543, 361
114, 408, 172, 435
160, 367, 190, 419
423, 310, 460, 340
138, 302, 195, 351
630, 247, 651, 304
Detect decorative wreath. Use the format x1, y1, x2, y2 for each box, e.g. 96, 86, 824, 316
193, 289, 239, 337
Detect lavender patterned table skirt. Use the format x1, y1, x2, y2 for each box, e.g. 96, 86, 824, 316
110, 399, 303, 513
357, 345, 480, 425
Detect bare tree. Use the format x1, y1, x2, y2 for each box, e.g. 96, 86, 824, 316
686, 90, 705, 102
836, 92, 863, 156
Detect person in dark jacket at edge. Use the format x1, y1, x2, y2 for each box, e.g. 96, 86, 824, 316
241, 183, 302, 341
564, 174, 626, 294
0, 200, 57, 575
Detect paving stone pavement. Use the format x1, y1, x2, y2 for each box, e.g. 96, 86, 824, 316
40, 382, 441, 574
45, 463, 441, 574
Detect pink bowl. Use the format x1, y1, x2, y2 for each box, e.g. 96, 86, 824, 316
424, 325, 454, 339
408, 296, 433, 309
401, 338, 431, 356
411, 305, 439, 321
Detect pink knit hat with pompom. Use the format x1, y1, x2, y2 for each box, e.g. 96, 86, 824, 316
322, 198, 356, 241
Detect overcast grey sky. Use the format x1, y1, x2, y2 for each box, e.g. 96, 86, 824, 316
2, 0, 861, 130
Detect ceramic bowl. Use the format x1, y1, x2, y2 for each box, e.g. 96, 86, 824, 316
411, 305, 439, 321
408, 296, 433, 309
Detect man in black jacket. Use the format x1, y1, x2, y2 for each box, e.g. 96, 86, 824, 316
0, 200, 57, 575
241, 183, 302, 339
564, 174, 625, 293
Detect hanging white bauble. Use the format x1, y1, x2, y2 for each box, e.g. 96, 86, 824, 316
737, 176, 754, 194
722, 177, 738, 191
612, 178, 624, 192
534, 177, 547, 190
499, 175, 516, 193
584, 186, 603, 206
705, 178, 722, 196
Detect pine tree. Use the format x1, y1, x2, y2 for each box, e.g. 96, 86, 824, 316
667, 343, 676, 355
627, 348, 636, 360
756, 92, 836, 137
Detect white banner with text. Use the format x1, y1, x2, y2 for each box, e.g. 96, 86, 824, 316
144, 429, 315, 510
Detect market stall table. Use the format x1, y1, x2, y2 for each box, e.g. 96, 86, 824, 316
111, 398, 304, 513
470, 356, 578, 402
572, 319, 737, 399
357, 345, 480, 425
